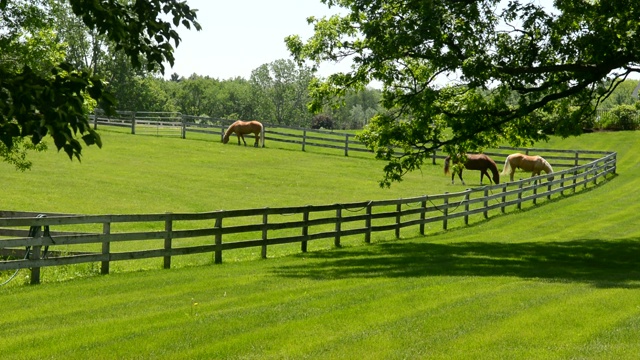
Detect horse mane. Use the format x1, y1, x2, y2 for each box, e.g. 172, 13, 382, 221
223, 121, 238, 141
486, 156, 500, 179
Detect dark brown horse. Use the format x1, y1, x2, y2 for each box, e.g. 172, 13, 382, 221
444, 154, 500, 185
501, 153, 554, 182
223, 120, 264, 147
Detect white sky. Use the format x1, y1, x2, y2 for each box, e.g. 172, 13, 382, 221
165, 0, 576, 82
164, 0, 348, 80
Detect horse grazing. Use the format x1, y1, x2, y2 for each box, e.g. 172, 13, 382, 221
223, 120, 264, 147
444, 153, 500, 185
501, 153, 554, 182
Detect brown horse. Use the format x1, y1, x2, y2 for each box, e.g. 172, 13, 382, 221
501, 153, 554, 182
444, 153, 500, 185
223, 120, 264, 147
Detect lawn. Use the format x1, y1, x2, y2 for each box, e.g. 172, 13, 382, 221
0, 129, 638, 359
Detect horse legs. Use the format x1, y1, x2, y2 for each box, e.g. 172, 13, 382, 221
253, 133, 259, 147
457, 170, 465, 185
238, 134, 247, 146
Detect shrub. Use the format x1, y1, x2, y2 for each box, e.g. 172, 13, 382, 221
596, 105, 639, 131
311, 114, 334, 130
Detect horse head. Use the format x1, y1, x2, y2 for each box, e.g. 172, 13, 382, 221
543, 159, 554, 182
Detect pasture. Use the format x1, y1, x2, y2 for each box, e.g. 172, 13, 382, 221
1, 129, 639, 359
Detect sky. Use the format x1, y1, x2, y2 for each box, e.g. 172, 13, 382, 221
164, 0, 348, 80
165, 0, 573, 82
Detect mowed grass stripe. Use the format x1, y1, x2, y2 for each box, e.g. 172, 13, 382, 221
1, 130, 640, 359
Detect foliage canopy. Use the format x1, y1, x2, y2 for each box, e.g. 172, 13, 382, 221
287, 0, 640, 186
0, 0, 200, 163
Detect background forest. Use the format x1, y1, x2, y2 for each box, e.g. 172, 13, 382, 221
38, 2, 379, 130
29, 2, 640, 131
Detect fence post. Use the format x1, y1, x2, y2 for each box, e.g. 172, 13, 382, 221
574, 151, 579, 167
220, 128, 225, 143
214, 217, 222, 264
501, 185, 506, 214
584, 167, 589, 189
533, 179, 538, 205
560, 173, 565, 196
101, 222, 111, 275
593, 164, 598, 185
93, 108, 98, 130
29, 226, 43, 285
395, 202, 401, 238
517, 181, 523, 210
261, 210, 268, 259
464, 190, 470, 225
483, 188, 489, 219
301, 206, 310, 252
302, 130, 307, 152
181, 115, 186, 139
547, 178, 553, 200
164, 213, 172, 269
419, 198, 427, 235
365, 202, 372, 243
344, 134, 349, 157
432, 151, 437, 165
443, 193, 449, 230
131, 111, 136, 135
335, 207, 342, 247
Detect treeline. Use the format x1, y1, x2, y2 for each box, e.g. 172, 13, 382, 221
112, 60, 382, 130
592, 80, 640, 131
30, 2, 640, 131
44, 2, 381, 130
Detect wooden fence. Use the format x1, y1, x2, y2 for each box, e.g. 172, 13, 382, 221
0, 149, 616, 284
92, 111, 613, 165
92, 112, 370, 156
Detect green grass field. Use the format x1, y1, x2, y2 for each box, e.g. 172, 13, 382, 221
1, 128, 639, 359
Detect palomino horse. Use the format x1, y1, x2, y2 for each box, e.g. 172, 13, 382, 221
501, 153, 554, 182
223, 120, 264, 147
444, 153, 500, 185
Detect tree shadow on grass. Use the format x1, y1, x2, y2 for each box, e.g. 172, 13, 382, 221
271, 238, 640, 288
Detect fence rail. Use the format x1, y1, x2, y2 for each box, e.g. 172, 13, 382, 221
0, 149, 617, 284
91, 112, 611, 168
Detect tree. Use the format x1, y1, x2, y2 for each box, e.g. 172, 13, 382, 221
325, 88, 382, 129
287, 0, 640, 187
250, 59, 314, 126
311, 114, 334, 129
0, 0, 200, 164
599, 79, 640, 108
173, 74, 214, 116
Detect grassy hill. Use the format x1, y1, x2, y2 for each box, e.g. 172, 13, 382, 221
1, 129, 639, 359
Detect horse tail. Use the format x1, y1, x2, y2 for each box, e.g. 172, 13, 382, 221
259, 122, 265, 147
501, 155, 511, 175
444, 156, 450, 175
